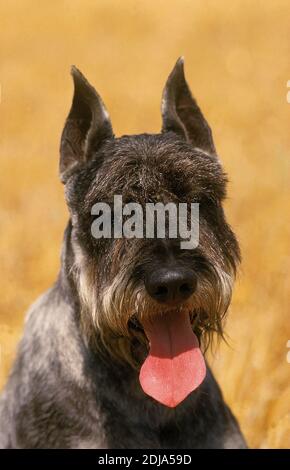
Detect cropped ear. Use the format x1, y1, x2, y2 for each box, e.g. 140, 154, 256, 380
60, 66, 113, 183
161, 57, 216, 154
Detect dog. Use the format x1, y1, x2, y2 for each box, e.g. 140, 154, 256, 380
0, 58, 247, 448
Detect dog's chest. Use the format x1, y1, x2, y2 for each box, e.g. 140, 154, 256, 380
88, 389, 208, 449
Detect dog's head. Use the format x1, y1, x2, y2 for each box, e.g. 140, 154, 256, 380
60, 59, 240, 405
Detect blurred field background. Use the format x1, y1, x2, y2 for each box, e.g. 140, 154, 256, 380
0, 0, 289, 448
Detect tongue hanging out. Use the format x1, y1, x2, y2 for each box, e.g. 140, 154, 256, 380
139, 311, 206, 407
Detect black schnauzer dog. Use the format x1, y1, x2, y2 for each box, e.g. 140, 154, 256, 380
0, 58, 247, 448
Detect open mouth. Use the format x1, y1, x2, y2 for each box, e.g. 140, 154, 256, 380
128, 310, 199, 334
129, 309, 206, 408
128, 315, 144, 334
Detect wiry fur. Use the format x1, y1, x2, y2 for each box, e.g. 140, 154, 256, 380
0, 59, 247, 448
66, 134, 239, 366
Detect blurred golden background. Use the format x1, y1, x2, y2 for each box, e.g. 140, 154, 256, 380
0, 0, 289, 448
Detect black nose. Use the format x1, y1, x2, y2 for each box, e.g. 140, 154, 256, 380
145, 267, 196, 305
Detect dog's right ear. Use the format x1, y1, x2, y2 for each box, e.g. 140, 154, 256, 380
161, 58, 216, 155
59, 67, 113, 183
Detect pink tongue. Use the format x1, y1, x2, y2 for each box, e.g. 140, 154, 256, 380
139, 311, 206, 407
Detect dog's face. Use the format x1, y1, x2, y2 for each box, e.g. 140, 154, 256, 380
60, 59, 240, 380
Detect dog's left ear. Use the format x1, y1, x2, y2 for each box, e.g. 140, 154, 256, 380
161, 57, 216, 155
60, 66, 113, 183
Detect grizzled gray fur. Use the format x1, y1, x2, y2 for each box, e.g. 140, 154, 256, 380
0, 58, 247, 448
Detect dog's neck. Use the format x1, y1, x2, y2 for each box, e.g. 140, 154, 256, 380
58, 220, 79, 303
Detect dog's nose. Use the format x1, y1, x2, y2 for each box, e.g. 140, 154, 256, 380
145, 268, 196, 305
